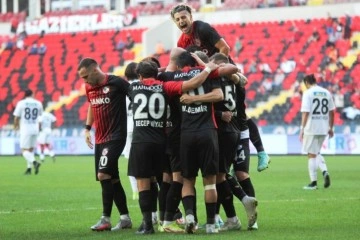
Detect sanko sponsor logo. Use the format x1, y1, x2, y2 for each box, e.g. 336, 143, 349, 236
90, 97, 110, 105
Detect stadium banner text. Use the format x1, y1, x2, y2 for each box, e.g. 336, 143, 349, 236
16, 12, 137, 35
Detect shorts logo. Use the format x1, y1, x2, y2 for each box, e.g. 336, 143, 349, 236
103, 86, 110, 94
102, 148, 108, 156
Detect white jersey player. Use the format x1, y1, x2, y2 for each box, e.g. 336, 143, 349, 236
13, 89, 44, 175
299, 74, 335, 190
38, 111, 57, 162
123, 62, 140, 201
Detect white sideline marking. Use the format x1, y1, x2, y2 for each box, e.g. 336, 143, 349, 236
0, 197, 358, 215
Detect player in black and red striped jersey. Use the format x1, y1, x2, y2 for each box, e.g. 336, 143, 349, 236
128, 58, 219, 234
171, 3, 270, 172
78, 58, 132, 232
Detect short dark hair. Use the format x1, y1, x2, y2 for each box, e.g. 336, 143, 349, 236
24, 89, 33, 97
186, 45, 202, 53
77, 58, 98, 71
176, 51, 196, 68
195, 51, 209, 63
136, 60, 158, 78
142, 56, 161, 68
303, 74, 316, 85
170, 4, 192, 19
210, 53, 229, 64
124, 62, 138, 80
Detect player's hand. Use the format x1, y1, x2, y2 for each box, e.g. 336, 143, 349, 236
221, 111, 232, 123
205, 61, 219, 72
237, 72, 248, 87
14, 125, 19, 130
180, 93, 194, 105
299, 129, 304, 142
328, 129, 334, 138
85, 130, 94, 149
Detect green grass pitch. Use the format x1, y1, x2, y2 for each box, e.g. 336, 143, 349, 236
0, 155, 359, 240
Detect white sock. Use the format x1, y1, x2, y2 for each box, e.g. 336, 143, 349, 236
22, 151, 33, 168
308, 158, 317, 182
39, 153, 45, 161
120, 214, 130, 220
215, 214, 220, 222
129, 176, 138, 193
44, 148, 50, 155
49, 150, 55, 157
316, 154, 328, 173
227, 216, 238, 223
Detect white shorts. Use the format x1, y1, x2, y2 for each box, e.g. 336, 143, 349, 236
20, 134, 38, 149
302, 135, 326, 155
38, 131, 52, 144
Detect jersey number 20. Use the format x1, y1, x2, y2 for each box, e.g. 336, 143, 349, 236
133, 93, 165, 119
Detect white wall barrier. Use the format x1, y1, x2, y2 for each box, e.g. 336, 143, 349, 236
0, 137, 94, 156
0, 134, 359, 156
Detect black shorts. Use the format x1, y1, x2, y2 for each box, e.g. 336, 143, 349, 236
218, 131, 240, 174
163, 153, 171, 174
94, 139, 126, 181
233, 138, 250, 173
128, 142, 166, 178
180, 129, 219, 178
168, 141, 181, 173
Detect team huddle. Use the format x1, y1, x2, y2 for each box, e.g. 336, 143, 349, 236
12, 3, 335, 236
78, 4, 272, 235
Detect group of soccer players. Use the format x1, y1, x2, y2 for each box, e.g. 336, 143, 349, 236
79, 3, 273, 234
13, 89, 57, 175
11, 3, 336, 236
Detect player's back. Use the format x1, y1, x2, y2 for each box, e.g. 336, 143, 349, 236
214, 76, 239, 133
14, 98, 43, 134
302, 85, 335, 135
129, 79, 169, 144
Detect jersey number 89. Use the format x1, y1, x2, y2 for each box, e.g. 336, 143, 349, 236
24, 107, 39, 120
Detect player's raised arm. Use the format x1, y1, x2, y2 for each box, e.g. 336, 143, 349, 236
181, 62, 219, 92
215, 38, 230, 56
180, 88, 223, 105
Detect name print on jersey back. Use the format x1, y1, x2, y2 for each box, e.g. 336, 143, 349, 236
129, 80, 169, 144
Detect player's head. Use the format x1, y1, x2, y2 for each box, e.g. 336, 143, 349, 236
303, 74, 316, 88
186, 45, 202, 53
176, 51, 197, 69
165, 47, 186, 72
77, 58, 103, 86
136, 60, 158, 79
210, 52, 229, 64
142, 56, 161, 68
124, 62, 138, 81
194, 51, 209, 63
170, 47, 186, 63
24, 89, 33, 98
170, 4, 193, 34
